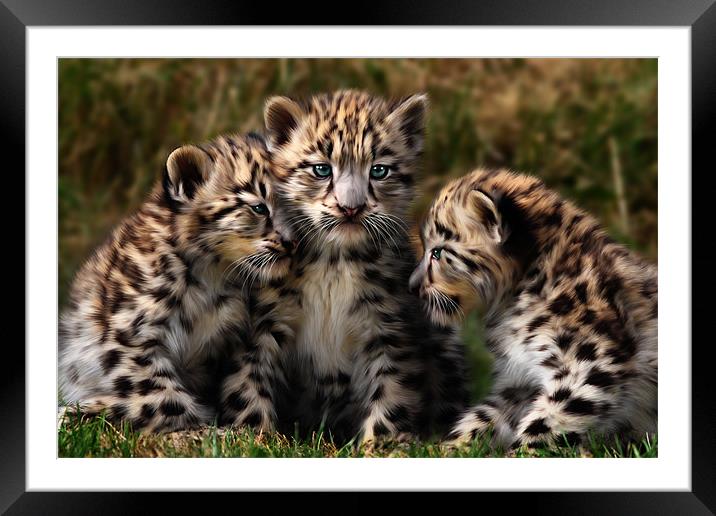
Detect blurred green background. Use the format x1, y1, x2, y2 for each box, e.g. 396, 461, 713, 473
59, 58, 657, 401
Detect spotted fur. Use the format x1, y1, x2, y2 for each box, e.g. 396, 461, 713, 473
59, 133, 295, 433
412, 168, 657, 448
262, 90, 469, 443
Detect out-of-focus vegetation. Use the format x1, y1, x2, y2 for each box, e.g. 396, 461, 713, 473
59, 58, 657, 404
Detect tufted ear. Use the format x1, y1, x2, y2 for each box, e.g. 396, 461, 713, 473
385, 93, 428, 145
163, 145, 211, 209
264, 96, 304, 149
469, 188, 508, 244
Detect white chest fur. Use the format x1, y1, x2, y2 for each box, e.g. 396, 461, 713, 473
486, 308, 556, 388
294, 260, 371, 376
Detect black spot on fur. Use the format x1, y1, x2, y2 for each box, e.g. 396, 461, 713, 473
580, 309, 596, 325
555, 332, 574, 351
137, 378, 164, 395
526, 274, 546, 295
500, 386, 540, 404
113, 376, 134, 397
593, 317, 622, 340
120, 259, 146, 287
142, 339, 163, 349
141, 403, 156, 420
524, 418, 551, 436
576, 341, 598, 362
456, 253, 483, 273
606, 334, 637, 364
585, 368, 615, 387
574, 282, 588, 303
540, 353, 561, 368
225, 391, 249, 412
564, 398, 595, 415
601, 276, 623, 307
370, 385, 384, 402
543, 209, 563, 227
434, 221, 455, 240
131, 312, 146, 335
549, 293, 575, 315
115, 329, 133, 347
550, 387, 572, 402
527, 314, 550, 332
554, 367, 570, 381
475, 409, 492, 423
151, 286, 172, 303
108, 290, 127, 314
159, 400, 186, 417
373, 421, 389, 437
132, 354, 152, 367
101, 349, 123, 373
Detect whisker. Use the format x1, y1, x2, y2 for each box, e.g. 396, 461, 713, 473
378, 212, 410, 233
361, 219, 380, 250
368, 214, 401, 254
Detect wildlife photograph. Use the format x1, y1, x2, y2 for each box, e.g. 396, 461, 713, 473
57, 58, 657, 458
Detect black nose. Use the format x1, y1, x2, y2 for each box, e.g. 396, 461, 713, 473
338, 204, 365, 219
408, 282, 418, 295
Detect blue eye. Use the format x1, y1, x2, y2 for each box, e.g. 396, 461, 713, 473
251, 203, 269, 215
313, 164, 333, 178
370, 164, 390, 180
431, 248, 442, 260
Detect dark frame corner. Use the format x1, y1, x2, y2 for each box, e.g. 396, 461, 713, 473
4, 0, 714, 513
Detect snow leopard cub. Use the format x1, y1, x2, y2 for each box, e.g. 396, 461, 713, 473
59, 133, 295, 432
261, 90, 469, 443
411, 168, 657, 449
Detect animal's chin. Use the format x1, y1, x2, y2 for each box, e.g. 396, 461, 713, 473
421, 288, 466, 326
425, 304, 463, 326
257, 256, 291, 281
323, 220, 369, 246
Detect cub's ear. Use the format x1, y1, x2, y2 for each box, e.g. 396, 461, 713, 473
385, 93, 429, 144
469, 188, 508, 244
163, 145, 211, 208
264, 96, 304, 149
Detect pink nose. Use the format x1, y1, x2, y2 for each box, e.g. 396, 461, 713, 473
339, 205, 363, 218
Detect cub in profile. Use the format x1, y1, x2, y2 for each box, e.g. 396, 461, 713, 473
411, 168, 657, 449
59, 133, 294, 432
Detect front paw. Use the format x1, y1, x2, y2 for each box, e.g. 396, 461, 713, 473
221, 410, 275, 434
360, 429, 418, 447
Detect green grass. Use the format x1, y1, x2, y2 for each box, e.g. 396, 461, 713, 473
58, 411, 657, 459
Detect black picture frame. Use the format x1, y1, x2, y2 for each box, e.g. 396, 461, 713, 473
4, 0, 713, 513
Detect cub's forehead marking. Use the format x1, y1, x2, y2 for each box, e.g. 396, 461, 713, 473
200, 135, 277, 205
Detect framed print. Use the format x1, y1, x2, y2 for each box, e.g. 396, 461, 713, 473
5, 0, 714, 513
